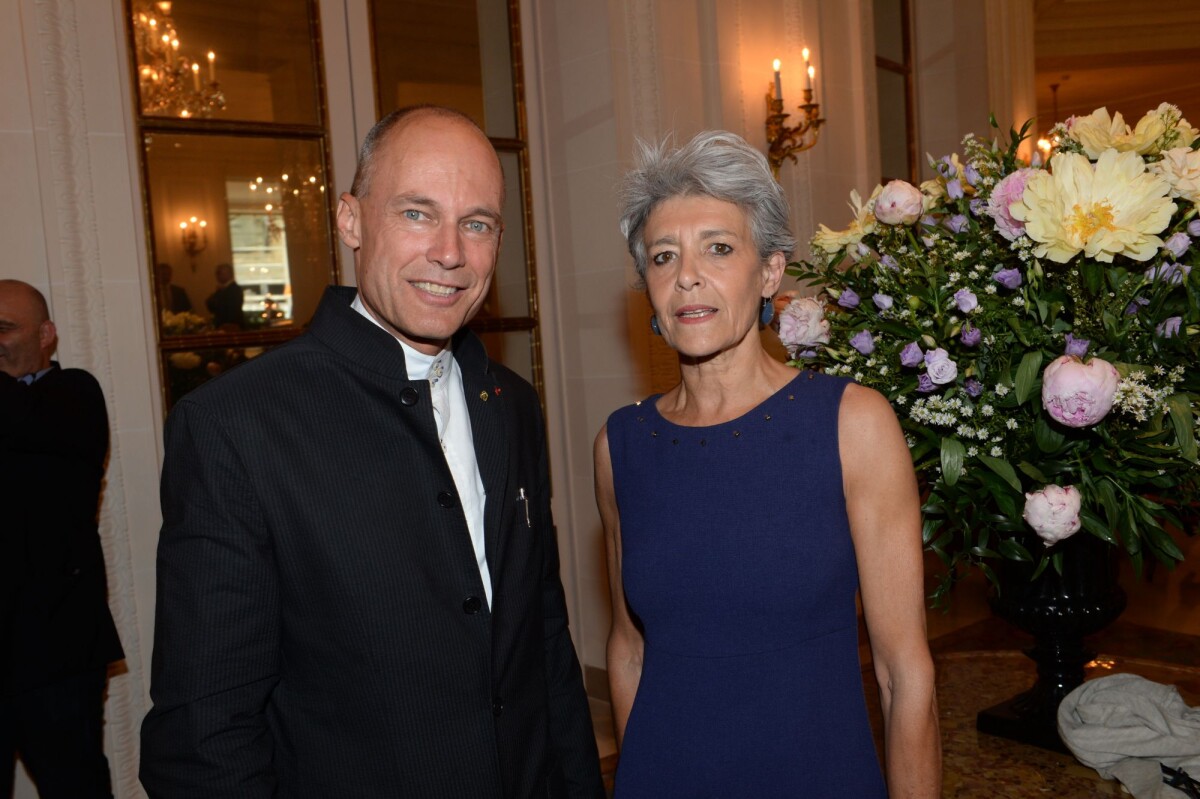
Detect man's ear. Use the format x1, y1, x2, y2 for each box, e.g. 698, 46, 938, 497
336, 193, 362, 249
39, 319, 57, 357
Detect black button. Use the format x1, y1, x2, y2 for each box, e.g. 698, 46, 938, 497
400, 387, 419, 406
437, 491, 456, 508
492, 698, 504, 717
463, 596, 482, 614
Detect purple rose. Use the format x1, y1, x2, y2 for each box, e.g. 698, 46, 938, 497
993, 268, 1023, 289
919, 214, 936, 228
936, 156, 957, 178
924, 348, 958, 384
945, 214, 969, 234
900, 342, 924, 367
873, 293, 894, 310
837, 288, 861, 309
960, 324, 982, 347
880, 254, 899, 271
964, 164, 981, 187
947, 179, 964, 200
1157, 316, 1183, 338
964, 377, 983, 398
986, 168, 1035, 241
1145, 262, 1191, 285
1189, 219, 1200, 238
1164, 232, 1191, 258
1125, 296, 1150, 315
850, 329, 875, 354
954, 289, 978, 313
856, 242, 872, 259
917, 374, 936, 393
969, 198, 986, 217
1064, 333, 1089, 357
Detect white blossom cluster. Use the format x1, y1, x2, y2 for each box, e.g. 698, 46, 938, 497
1112, 367, 1184, 422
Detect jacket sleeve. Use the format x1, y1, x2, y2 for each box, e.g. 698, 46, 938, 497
535, 422, 606, 798
140, 398, 280, 798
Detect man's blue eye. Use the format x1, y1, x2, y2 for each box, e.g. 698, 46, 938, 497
466, 220, 491, 233
403, 210, 423, 221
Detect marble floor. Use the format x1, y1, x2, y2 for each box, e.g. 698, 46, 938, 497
591, 532, 1200, 795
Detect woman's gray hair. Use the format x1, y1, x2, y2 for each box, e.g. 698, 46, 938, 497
618, 130, 795, 284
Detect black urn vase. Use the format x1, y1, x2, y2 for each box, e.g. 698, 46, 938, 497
975, 532, 1126, 752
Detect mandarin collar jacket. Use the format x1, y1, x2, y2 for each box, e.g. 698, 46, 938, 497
141, 286, 602, 798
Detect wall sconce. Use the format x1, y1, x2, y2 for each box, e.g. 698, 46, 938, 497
180, 216, 208, 271
765, 49, 825, 179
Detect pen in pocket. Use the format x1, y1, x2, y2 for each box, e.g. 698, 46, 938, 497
518, 488, 531, 526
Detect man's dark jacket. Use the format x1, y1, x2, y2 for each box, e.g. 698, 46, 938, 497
141, 286, 603, 798
1, 365, 123, 695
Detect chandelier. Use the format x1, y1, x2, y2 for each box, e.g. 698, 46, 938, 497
247, 172, 327, 242
132, 1, 225, 118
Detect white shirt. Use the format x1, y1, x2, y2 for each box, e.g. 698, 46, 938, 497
351, 295, 492, 606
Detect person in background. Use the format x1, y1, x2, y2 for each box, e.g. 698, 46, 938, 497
0, 279, 123, 799
204, 262, 243, 329
141, 106, 604, 798
154, 262, 192, 314
596, 131, 941, 797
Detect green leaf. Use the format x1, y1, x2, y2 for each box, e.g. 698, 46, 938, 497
977, 454, 1022, 494
1079, 510, 1118, 546
1080, 261, 1104, 294
940, 437, 966, 486
1017, 461, 1049, 484
1166, 393, 1198, 463
1014, 351, 1044, 405
1094, 479, 1120, 528
998, 538, 1033, 562
1034, 415, 1066, 454
1144, 524, 1186, 562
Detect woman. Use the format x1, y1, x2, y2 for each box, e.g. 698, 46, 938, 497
595, 131, 940, 797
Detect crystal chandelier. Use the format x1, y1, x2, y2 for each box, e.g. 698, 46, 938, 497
132, 1, 225, 118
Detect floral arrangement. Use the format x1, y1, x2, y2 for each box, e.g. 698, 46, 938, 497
161, 309, 211, 336
782, 103, 1200, 603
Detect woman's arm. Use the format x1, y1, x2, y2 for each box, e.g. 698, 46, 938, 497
840, 384, 941, 798
594, 424, 644, 747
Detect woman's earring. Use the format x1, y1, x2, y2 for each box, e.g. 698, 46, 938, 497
760, 297, 775, 326
650, 315, 662, 335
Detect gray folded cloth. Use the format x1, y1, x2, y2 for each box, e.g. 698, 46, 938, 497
1058, 672, 1200, 798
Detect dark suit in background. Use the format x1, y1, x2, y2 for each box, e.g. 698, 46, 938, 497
1, 365, 123, 798
205, 280, 243, 329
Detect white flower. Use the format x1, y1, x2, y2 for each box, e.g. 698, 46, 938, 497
1023, 484, 1082, 546
1011, 150, 1175, 263
1148, 147, 1200, 204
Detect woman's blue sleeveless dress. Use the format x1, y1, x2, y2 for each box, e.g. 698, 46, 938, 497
606, 370, 886, 797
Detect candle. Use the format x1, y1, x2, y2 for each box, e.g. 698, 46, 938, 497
207, 51, 215, 83
191, 62, 200, 91
772, 58, 782, 101
803, 47, 812, 90
807, 65, 815, 91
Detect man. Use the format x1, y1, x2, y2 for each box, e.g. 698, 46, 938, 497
0, 280, 123, 798
204, 262, 243, 329
141, 106, 604, 798
154, 262, 192, 314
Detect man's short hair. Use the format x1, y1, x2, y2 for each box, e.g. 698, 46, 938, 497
0, 279, 50, 323
348, 105, 499, 200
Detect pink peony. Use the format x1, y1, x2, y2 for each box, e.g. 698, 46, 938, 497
986, 168, 1035, 241
874, 180, 925, 225
1023, 484, 1082, 546
1041, 355, 1119, 428
777, 296, 831, 358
